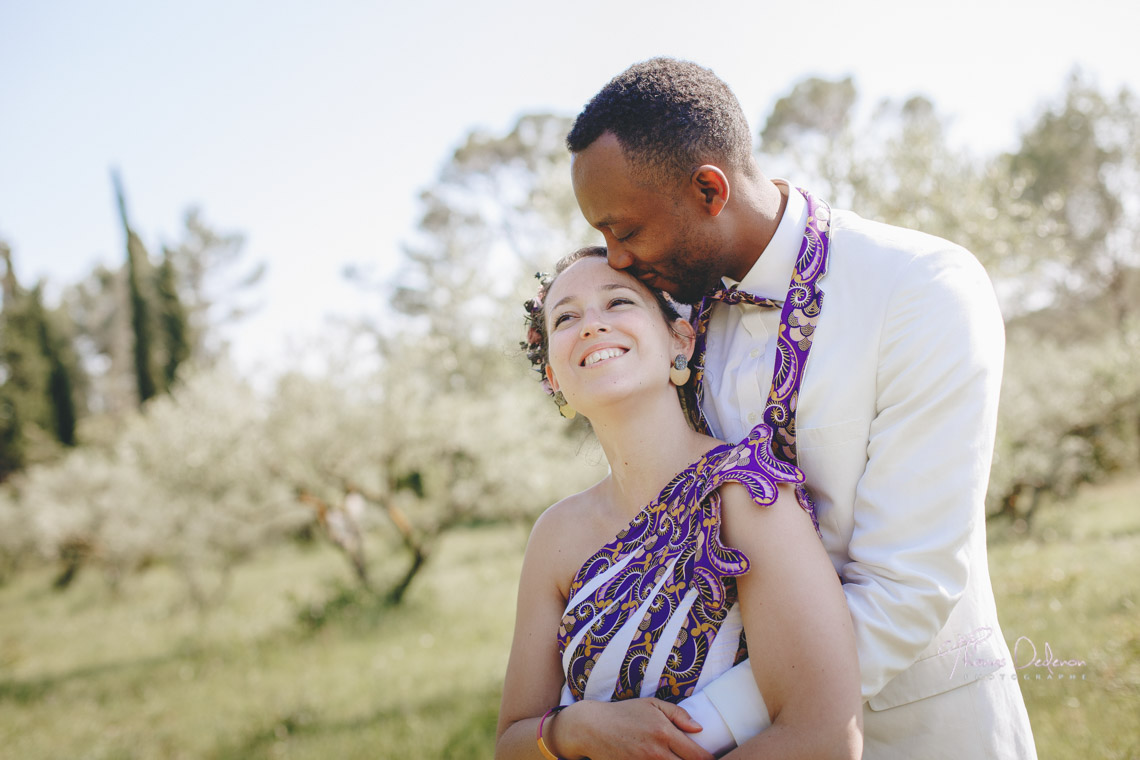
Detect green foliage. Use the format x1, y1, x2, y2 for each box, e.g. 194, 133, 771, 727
0, 394, 24, 483
760, 75, 857, 149
379, 113, 591, 339
998, 72, 1140, 319
63, 206, 256, 418
26, 284, 83, 448
759, 77, 990, 243
62, 262, 135, 416
45, 345, 78, 446
991, 317, 1140, 523
264, 335, 602, 605
125, 238, 157, 405
116, 368, 306, 602
17, 447, 157, 586
984, 74, 1140, 518
0, 299, 50, 470
7, 367, 307, 601
758, 76, 859, 204
0, 243, 84, 477
154, 249, 190, 389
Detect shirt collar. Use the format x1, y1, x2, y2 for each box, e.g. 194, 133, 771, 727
720, 180, 806, 299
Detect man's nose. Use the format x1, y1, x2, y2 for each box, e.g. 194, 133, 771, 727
606, 245, 633, 271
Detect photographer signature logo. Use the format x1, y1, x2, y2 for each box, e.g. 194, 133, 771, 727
936, 627, 1087, 680
937, 627, 1005, 678
1011, 635, 1086, 678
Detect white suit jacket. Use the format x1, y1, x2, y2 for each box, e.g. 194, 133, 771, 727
690, 186, 1034, 757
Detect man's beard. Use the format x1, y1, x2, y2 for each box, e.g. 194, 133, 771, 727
653, 244, 729, 305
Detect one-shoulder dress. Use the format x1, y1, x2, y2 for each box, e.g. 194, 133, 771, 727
557, 423, 810, 751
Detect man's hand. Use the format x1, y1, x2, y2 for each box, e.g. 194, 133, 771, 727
554, 697, 716, 760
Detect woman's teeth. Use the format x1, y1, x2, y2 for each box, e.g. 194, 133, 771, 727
583, 347, 626, 366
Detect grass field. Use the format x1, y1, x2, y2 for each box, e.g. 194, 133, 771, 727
1, 474, 1138, 759
986, 475, 1140, 759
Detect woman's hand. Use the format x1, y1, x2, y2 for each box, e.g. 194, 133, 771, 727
550, 697, 717, 760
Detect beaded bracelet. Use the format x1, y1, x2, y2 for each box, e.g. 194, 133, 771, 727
536, 704, 568, 760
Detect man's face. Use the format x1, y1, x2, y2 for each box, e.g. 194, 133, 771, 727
570, 132, 730, 304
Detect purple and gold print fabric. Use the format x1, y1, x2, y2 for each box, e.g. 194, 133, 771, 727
558, 424, 803, 704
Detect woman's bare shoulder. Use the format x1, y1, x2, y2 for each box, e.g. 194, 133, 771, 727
524, 478, 613, 593
532, 478, 607, 536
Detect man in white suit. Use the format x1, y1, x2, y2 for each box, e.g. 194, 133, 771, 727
562, 58, 1036, 759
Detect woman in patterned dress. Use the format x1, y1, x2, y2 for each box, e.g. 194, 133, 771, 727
495, 248, 862, 760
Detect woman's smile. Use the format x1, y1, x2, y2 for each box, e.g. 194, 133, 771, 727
581, 346, 628, 367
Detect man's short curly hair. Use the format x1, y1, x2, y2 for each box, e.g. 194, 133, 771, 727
566, 57, 754, 188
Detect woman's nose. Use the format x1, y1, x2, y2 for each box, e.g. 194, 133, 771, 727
579, 310, 609, 337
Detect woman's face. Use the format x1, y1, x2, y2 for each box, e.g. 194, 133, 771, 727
543, 256, 690, 414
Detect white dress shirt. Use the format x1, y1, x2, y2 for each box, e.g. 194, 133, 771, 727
702, 181, 806, 443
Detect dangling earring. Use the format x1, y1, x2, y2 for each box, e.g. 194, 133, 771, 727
670, 354, 691, 386
555, 392, 576, 419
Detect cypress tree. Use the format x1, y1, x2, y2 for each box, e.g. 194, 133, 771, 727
46, 357, 77, 445
113, 170, 158, 406
0, 392, 24, 480
155, 248, 190, 390
0, 245, 49, 432
0, 246, 26, 477
27, 286, 79, 446
0, 243, 81, 472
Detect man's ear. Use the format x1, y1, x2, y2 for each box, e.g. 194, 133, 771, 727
672, 318, 697, 360
690, 165, 730, 216
545, 364, 561, 394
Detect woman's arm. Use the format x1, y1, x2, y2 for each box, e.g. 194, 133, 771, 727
495, 504, 715, 760
719, 484, 862, 760
495, 505, 577, 760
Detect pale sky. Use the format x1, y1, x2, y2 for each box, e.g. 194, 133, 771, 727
1, 0, 1136, 375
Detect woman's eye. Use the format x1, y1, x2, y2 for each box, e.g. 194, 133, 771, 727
608, 297, 633, 308
553, 312, 575, 327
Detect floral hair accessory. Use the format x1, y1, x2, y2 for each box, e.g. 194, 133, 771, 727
521, 271, 554, 395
